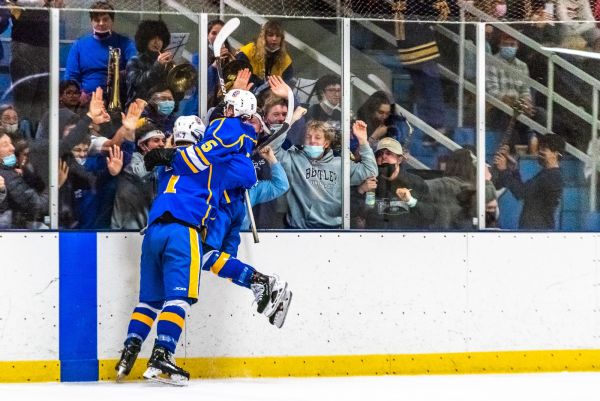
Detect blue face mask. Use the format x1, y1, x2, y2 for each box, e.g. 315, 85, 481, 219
2, 154, 16, 168
157, 100, 175, 116
304, 145, 324, 159
499, 46, 517, 60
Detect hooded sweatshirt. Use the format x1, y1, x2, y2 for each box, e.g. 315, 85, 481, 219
271, 133, 377, 229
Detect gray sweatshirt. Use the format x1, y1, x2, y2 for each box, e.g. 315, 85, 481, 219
271, 134, 377, 228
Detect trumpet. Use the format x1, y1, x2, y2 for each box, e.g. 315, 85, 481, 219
106, 46, 122, 114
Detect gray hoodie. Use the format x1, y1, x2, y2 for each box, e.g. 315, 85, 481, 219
271, 134, 377, 228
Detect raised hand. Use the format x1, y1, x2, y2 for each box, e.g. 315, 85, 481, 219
58, 160, 69, 188
121, 99, 147, 131
87, 87, 110, 125
352, 120, 369, 145
259, 145, 277, 165
268, 75, 290, 99
157, 51, 173, 65
107, 145, 124, 176
232, 68, 253, 91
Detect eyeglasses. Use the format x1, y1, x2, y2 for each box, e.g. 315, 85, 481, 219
325, 87, 341, 93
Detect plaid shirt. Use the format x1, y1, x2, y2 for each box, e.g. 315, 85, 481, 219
486, 55, 532, 101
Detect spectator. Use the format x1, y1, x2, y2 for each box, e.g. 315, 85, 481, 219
207, 18, 236, 67
236, 20, 294, 91
63, 137, 123, 229
111, 123, 165, 230
426, 148, 478, 229
126, 19, 172, 107
493, 134, 565, 229
182, 19, 237, 115
64, 1, 136, 102
485, 32, 542, 152
0, 129, 48, 228
35, 81, 83, 140
8, 0, 61, 125
271, 119, 378, 229
140, 83, 178, 136
353, 137, 435, 229
59, 80, 86, 115
0, 104, 28, 141
305, 74, 341, 129
356, 91, 410, 151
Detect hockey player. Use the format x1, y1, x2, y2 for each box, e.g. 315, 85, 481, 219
115, 110, 256, 385
175, 90, 292, 327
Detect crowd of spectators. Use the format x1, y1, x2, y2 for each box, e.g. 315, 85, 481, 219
0, 0, 582, 231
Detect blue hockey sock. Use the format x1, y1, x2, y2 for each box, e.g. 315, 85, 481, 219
125, 302, 161, 344
202, 250, 255, 288
156, 299, 190, 354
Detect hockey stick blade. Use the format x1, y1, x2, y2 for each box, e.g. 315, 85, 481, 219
214, 17, 240, 58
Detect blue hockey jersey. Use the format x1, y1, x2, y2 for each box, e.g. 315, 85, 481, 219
147, 118, 258, 228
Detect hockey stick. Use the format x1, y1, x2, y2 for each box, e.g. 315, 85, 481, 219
214, 17, 240, 95
212, 17, 262, 243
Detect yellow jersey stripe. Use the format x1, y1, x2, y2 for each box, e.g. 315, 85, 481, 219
194, 147, 210, 166
223, 190, 231, 204
188, 228, 200, 299
211, 252, 231, 275
131, 312, 155, 328
158, 311, 185, 329
180, 149, 199, 173
201, 165, 214, 227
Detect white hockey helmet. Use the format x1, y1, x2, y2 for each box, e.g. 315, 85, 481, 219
224, 89, 257, 118
173, 115, 205, 145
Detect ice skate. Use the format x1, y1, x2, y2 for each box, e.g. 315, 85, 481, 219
115, 337, 142, 382
143, 344, 190, 386
251, 272, 287, 316
269, 288, 293, 329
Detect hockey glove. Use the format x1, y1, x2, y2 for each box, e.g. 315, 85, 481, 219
144, 148, 177, 171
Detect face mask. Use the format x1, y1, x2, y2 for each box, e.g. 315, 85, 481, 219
269, 123, 283, 133
485, 211, 497, 227
4, 123, 18, 134
156, 100, 175, 116
93, 30, 112, 39
75, 157, 86, 166
304, 145, 324, 159
378, 163, 396, 178
2, 154, 16, 168
322, 98, 341, 111
266, 46, 280, 53
494, 4, 507, 17
499, 46, 517, 60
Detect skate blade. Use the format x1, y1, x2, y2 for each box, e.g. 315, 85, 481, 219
143, 368, 189, 387
264, 281, 288, 317
271, 290, 293, 329
115, 368, 127, 383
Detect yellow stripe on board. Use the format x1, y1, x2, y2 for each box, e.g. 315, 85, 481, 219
0, 361, 60, 382
97, 349, 600, 381
188, 228, 200, 299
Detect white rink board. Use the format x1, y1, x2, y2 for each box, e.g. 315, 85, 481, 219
0, 233, 59, 360
97, 232, 600, 359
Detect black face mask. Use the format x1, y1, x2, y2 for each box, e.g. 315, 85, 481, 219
485, 211, 497, 227
378, 163, 396, 178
